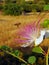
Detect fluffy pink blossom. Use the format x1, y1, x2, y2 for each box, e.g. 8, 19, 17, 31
14, 21, 40, 46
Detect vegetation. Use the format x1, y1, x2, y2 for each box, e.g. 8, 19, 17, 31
44, 4, 49, 11
23, 2, 33, 12
3, 3, 23, 15
44, 0, 49, 4
41, 19, 49, 28
0, 0, 49, 15
0, 0, 49, 65
0, 45, 45, 65
32, 46, 43, 53
0, 5, 3, 10
28, 56, 36, 64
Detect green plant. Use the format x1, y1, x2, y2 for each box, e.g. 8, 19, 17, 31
28, 56, 36, 64
0, 45, 11, 51
4, 0, 12, 4
44, 5, 49, 11
36, 4, 44, 12
25, 1, 33, 4
0, 46, 27, 64
41, 19, 49, 28
46, 52, 48, 65
32, 46, 43, 54
32, 4, 37, 12
3, 3, 23, 15
0, 5, 3, 10
32, 46, 49, 65
23, 3, 33, 12
44, 0, 49, 4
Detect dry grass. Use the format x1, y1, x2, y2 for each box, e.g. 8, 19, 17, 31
0, 12, 49, 48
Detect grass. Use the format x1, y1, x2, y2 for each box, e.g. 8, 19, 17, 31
0, 12, 49, 48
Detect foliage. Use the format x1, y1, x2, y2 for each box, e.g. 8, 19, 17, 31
3, 3, 23, 15
28, 56, 36, 64
0, 45, 48, 65
0, 5, 3, 10
0, 45, 21, 57
0, 45, 11, 51
23, 2, 33, 12
25, 1, 34, 4
0, 0, 49, 14
16, 0, 25, 5
37, 0, 45, 5
4, 0, 12, 4
41, 19, 49, 28
12, 50, 21, 57
44, 0, 49, 4
44, 4, 49, 11
23, 1, 45, 12
0, 46, 27, 64
32, 46, 43, 54
32, 4, 37, 12
36, 4, 44, 12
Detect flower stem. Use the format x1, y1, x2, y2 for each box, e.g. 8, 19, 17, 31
46, 52, 48, 65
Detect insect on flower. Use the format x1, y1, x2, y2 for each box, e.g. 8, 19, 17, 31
14, 21, 40, 47
14, 14, 46, 47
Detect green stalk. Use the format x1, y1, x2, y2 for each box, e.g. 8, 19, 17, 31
3, 50, 28, 64
46, 51, 48, 65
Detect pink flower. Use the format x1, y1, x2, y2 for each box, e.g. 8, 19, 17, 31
14, 21, 40, 46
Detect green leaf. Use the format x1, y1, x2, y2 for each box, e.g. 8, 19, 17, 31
32, 46, 43, 54
5, 51, 27, 64
0, 46, 27, 64
28, 56, 36, 64
13, 50, 20, 56
44, 5, 49, 10
41, 19, 49, 28
0, 46, 9, 50
0, 45, 13, 52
